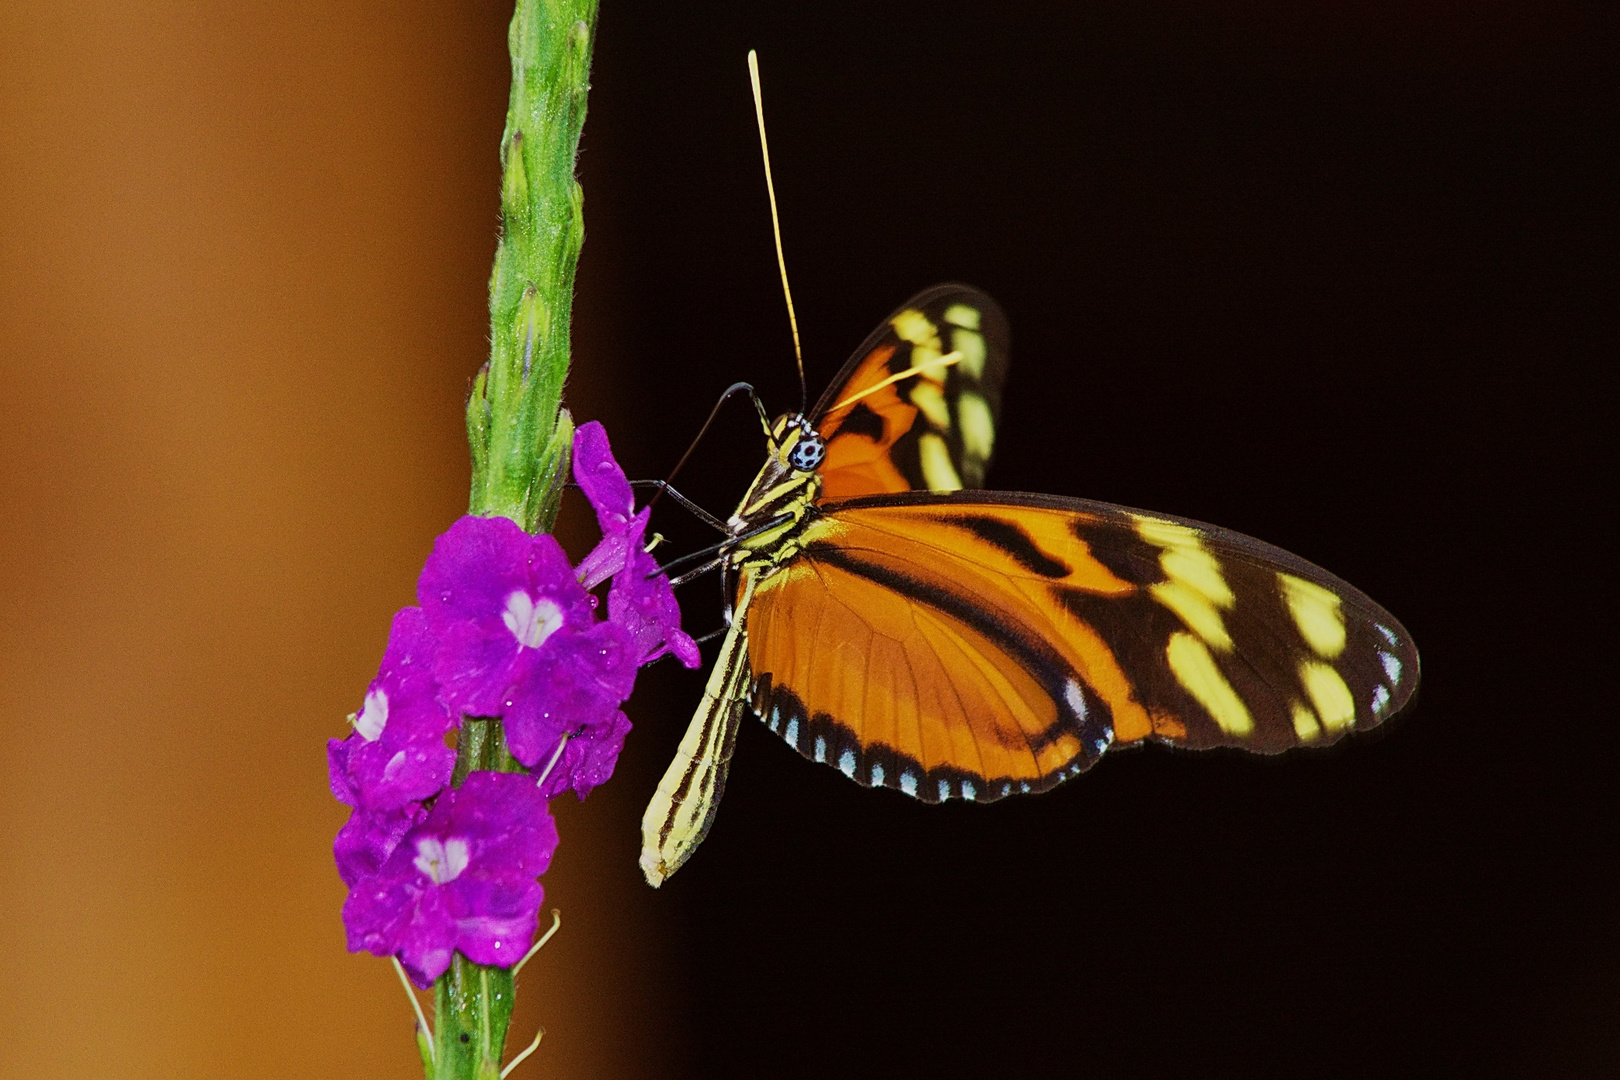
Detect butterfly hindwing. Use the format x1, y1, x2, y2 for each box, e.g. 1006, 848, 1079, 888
813, 284, 1009, 502
745, 492, 1419, 801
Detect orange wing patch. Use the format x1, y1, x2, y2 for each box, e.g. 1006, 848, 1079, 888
745, 506, 1157, 800
743, 493, 1417, 799
810, 285, 1010, 503
817, 343, 915, 499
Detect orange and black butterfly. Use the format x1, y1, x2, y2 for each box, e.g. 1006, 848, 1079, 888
639, 283, 1420, 886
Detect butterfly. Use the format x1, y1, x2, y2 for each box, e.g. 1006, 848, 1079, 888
639, 283, 1420, 887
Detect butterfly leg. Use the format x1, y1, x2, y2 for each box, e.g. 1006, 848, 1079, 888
649, 380, 774, 512
629, 478, 728, 533
654, 511, 795, 581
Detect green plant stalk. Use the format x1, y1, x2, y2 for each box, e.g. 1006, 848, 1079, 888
432, 1, 597, 1077
466, 0, 597, 535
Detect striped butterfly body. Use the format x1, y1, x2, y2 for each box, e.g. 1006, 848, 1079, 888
639, 283, 1419, 886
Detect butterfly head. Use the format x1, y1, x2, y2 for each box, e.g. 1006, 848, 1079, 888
732, 414, 826, 534
770, 414, 826, 474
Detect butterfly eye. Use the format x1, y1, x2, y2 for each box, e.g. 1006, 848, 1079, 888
789, 433, 826, 471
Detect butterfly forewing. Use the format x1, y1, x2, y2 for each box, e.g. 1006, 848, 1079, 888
813, 284, 1009, 501
640, 283, 1419, 884
746, 492, 1419, 801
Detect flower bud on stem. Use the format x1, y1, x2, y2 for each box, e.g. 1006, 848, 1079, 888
469, 0, 597, 537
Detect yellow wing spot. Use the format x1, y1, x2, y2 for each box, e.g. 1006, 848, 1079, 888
1291, 701, 1322, 742
1278, 573, 1347, 659
910, 346, 951, 383
951, 327, 986, 377
909, 381, 951, 428
942, 303, 981, 330
957, 391, 995, 461
1167, 632, 1253, 736
1300, 661, 1355, 732
1136, 514, 1237, 647
891, 309, 942, 351
1134, 516, 1202, 549
917, 433, 963, 492
1160, 547, 1234, 608
1150, 581, 1233, 651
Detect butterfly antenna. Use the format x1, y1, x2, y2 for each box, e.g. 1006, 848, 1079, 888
647, 381, 769, 512
748, 50, 807, 416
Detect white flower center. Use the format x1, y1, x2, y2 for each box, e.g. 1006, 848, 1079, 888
354, 688, 388, 742
502, 591, 562, 650
413, 836, 470, 885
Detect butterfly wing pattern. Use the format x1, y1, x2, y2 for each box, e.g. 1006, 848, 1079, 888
747, 493, 1419, 802
638, 285, 1419, 884
813, 284, 1009, 500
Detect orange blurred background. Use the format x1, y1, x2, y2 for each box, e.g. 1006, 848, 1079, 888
5, 1, 1616, 1076
0, 3, 677, 1077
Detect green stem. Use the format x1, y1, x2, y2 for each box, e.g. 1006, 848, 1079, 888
433, 1, 597, 1077
467, 0, 597, 534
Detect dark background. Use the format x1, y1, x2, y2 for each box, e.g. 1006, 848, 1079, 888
1, 1, 1612, 1077
594, 3, 1615, 1077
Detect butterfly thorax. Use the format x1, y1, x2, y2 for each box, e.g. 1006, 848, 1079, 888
726, 413, 825, 574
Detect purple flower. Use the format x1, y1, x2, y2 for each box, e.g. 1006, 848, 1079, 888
572, 421, 700, 669
609, 514, 702, 669
573, 420, 638, 537
417, 514, 638, 785
342, 771, 557, 987
328, 608, 457, 811
505, 625, 637, 796
334, 802, 426, 887
418, 516, 599, 719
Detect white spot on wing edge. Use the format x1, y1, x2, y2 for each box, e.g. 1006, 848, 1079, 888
936, 778, 951, 801
1379, 650, 1403, 686
784, 718, 798, 747
899, 771, 918, 797
1063, 678, 1088, 721
1371, 685, 1392, 714
837, 749, 856, 777
1375, 623, 1399, 646
813, 736, 827, 763
870, 763, 885, 786
962, 781, 977, 801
